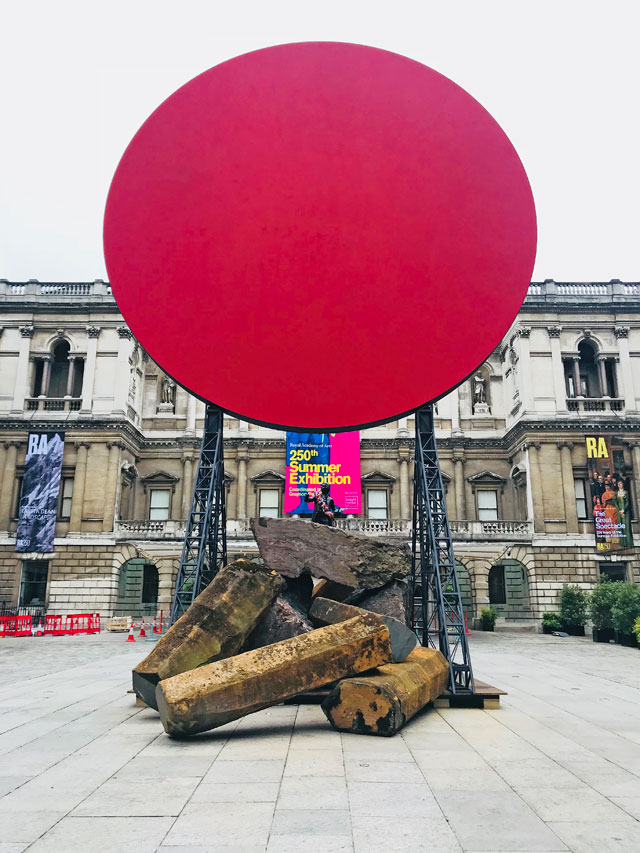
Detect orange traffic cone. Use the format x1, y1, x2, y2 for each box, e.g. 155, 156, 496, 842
36, 620, 44, 637
139, 619, 147, 638
126, 624, 136, 642
151, 616, 157, 634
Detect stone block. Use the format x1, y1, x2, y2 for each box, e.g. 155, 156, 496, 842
251, 517, 409, 589
309, 597, 417, 662
345, 579, 411, 624
321, 646, 448, 736
132, 558, 283, 710
244, 591, 314, 650
311, 578, 354, 602
156, 613, 392, 737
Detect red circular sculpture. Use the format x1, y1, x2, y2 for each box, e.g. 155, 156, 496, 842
104, 42, 536, 431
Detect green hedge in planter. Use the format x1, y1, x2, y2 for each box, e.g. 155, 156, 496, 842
612, 582, 640, 641
559, 584, 588, 630
589, 580, 619, 631
480, 607, 498, 631
542, 611, 563, 633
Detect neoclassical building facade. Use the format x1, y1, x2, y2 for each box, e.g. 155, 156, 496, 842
0, 278, 639, 628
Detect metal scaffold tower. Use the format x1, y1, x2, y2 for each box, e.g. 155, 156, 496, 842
170, 404, 227, 624
411, 404, 475, 694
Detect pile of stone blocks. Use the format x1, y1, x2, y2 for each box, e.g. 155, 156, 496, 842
132, 518, 448, 738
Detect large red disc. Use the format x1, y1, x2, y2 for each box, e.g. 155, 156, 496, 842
104, 42, 536, 431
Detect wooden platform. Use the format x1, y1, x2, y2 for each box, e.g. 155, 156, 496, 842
434, 679, 507, 709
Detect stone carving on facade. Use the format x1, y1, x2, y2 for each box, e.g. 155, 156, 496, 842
86, 324, 101, 338
547, 325, 562, 338
582, 328, 592, 338
516, 326, 531, 338
158, 374, 176, 413
19, 325, 35, 338
472, 372, 490, 415
116, 325, 133, 339
614, 326, 630, 338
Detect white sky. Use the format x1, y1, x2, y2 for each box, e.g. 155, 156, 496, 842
1, 0, 638, 282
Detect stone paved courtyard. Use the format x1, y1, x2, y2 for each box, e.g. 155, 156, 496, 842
1, 631, 639, 852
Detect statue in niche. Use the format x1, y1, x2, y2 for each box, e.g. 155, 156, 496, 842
157, 374, 176, 413
472, 372, 490, 414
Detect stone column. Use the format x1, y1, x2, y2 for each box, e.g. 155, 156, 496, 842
517, 327, 533, 411
114, 326, 132, 414
398, 457, 410, 518
526, 442, 544, 533
453, 454, 466, 521
396, 417, 409, 436
41, 355, 52, 398
0, 442, 20, 531
596, 356, 608, 398
69, 441, 90, 531
181, 456, 194, 518
572, 356, 582, 399
12, 325, 34, 411
102, 442, 123, 532
186, 392, 197, 433
82, 325, 100, 411
615, 327, 635, 409
547, 326, 566, 411
65, 356, 77, 397
237, 455, 248, 520
450, 387, 462, 434
558, 442, 579, 533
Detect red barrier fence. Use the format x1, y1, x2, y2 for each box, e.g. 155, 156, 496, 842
1, 612, 101, 638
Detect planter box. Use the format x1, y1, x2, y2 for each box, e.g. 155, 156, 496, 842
616, 632, 639, 648
565, 625, 585, 637
482, 625, 495, 632
593, 628, 616, 643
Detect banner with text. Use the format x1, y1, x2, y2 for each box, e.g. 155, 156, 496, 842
585, 435, 634, 554
285, 432, 361, 515
16, 432, 65, 553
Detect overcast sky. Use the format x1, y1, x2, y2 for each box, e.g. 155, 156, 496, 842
1, 0, 638, 283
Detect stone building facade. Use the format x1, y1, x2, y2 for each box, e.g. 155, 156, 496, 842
1, 278, 639, 628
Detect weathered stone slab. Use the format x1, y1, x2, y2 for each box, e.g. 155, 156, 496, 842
309, 597, 417, 662
251, 517, 409, 589
156, 613, 393, 737
321, 646, 449, 736
345, 579, 411, 624
244, 593, 314, 650
311, 578, 353, 602
132, 558, 283, 709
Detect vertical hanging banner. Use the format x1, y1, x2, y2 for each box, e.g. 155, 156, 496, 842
585, 435, 634, 554
16, 432, 65, 553
285, 432, 361, 515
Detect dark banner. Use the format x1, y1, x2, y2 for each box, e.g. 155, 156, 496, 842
16, 432, 65, 553
586, 435, 634, 555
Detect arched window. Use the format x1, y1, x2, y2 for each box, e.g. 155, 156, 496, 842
32, 340, 84, 400
563, 340, 617, 400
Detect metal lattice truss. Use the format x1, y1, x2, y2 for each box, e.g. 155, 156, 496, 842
411, 405, 475, 694
170, 405, 227, 624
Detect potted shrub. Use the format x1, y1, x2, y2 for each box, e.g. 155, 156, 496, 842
590, 580, 619, 643
612, 582, 640, 647
480, 606, 498, 631
559, 584, 588, 636
542, 611, 563, 634
633, 617, 640, 648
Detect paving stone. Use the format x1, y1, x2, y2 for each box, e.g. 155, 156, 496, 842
344, 759, 425, 784
547, 818, 640, 853
277, 776, 349, 810
72, 776, 199, 816
190, 782, 280, 803
516, 786, 633, 822
113, 754, 213, 779
351, 814, 462, 853
164, 802, 275, 847
203, 759, 285, 784
347, 781, 442, 818
270, 808, 352, 836
27, 816, 174, 853
284, 749, 344, 778
0, 812, 64, 845
267, 837, 353, 853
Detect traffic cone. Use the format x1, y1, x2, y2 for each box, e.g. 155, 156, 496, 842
151, 616, 157, 634
139, 619, 147, 638
126, 624, 136, 642
36, 620, 44, 637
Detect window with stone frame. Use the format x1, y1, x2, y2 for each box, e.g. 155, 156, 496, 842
488, 564, 506, 604
58, 476, 74, 520
149, 488, 171, 520
19, 560, 49, 607
366, 488, 389, 520
258, 487, 280, 518
574, 478, 588, 520
476, 489, 499, 521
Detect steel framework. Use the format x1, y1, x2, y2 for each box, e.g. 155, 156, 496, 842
411, 404, 475, 694
170, 404, 227, 624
